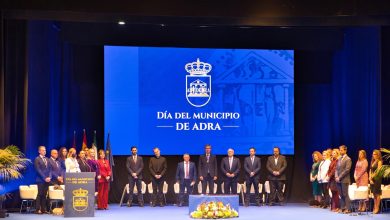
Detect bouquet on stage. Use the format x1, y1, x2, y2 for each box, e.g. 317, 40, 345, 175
190, 201, 238, 219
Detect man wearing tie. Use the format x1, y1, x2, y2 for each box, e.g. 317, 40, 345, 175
176, 154, 197, 206
34, 146, 51, 214
266, 147, 287, 205
244, 147, 261, 206
335, 145, 352, 214
221, 148, 241, 194
126, 146, 144, 207
198, 144, 218, 194
48, 149, 63, 185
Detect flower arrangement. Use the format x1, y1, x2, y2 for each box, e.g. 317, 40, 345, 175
190, 201, 238, 219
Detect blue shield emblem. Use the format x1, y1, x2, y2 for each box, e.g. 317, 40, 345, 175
185, 59, 212, 107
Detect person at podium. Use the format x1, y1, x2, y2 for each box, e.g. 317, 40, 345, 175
65, 148, 81, 173
87, 148, 100, 195
78, 149, 92, 172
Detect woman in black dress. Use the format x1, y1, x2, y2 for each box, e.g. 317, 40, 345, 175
369, 149, 383, 214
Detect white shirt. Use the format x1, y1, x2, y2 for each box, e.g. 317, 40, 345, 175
65, 157, 81, 173
229, 157, 233, 170
317, 159, 331, 183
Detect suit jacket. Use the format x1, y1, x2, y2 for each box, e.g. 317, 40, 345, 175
198, 154, 218, 178
126, 155, 144, 179
335, 154, 352, 184
34, 156, 51, 183
266, 155, 287, 180
244, 156, 261, 180
97, 159, 112, 183
78, 158, 92, 172
221, 156, 241, 179
149, 156, 167, 177
48, 157, 63, 181
176, 161, 197, 183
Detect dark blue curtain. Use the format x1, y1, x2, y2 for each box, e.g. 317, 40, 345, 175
291, 27, 381, 201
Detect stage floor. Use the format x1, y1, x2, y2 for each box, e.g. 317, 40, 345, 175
7, 203, 390, 220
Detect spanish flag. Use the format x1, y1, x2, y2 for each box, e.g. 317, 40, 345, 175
82, 129, 88, 150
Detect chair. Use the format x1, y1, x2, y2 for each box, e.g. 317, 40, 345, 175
173, 182, 187, 205
380, 185, 390, 212
264, 181, 285, 205
197, 182, 218, 194
348, 184, 369, 215
220, 183, 242, 194
242, 182, 263, 204
119, 181, 147, 206
148, 181, 168, 205
48, 185, 65, 211
19, 185, 38, 213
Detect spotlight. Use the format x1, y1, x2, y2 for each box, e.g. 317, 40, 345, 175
118, 20, 126, 25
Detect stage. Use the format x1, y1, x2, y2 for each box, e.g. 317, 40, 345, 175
6, 203, 389, 220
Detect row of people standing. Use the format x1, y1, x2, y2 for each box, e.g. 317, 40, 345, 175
310, 145, 383, 214
126, 145, 287, 207
33, 146, 112, 214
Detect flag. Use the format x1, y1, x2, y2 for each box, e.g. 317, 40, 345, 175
72, 130, 76, 149
105, 132, 114, 182
92, 130, 98, 160
82, 129, 87, 150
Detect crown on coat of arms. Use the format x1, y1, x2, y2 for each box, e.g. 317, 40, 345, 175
185, 58, 212, 75
73, 188, 88, 197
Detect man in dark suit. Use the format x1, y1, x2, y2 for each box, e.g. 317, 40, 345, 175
126, 146, 144, 207
266, 146, 287, 205
48, 149, 63, 185
198, 144, 218, 194
149, 147, 167, 207
221, 148, 241, 194
244, 147, 261, 206
176, 153, 197, 206
34, 146, 51, 214
335, 145, 352, 214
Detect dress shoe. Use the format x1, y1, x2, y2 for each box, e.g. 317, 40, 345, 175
343, 210, 351, 214
34, 210, 42, 214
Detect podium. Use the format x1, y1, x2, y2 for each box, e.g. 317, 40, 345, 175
64, 172, 96, 218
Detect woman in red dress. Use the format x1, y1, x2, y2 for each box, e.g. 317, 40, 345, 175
97, 149, 111, 210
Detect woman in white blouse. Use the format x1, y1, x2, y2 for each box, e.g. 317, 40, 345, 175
65, 148, 81, 173
317, 150, 331, 208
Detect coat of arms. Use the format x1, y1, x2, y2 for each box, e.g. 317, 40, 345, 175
185, 58, 212, 107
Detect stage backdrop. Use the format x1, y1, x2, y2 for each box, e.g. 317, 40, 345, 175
104, 46, 294, 155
